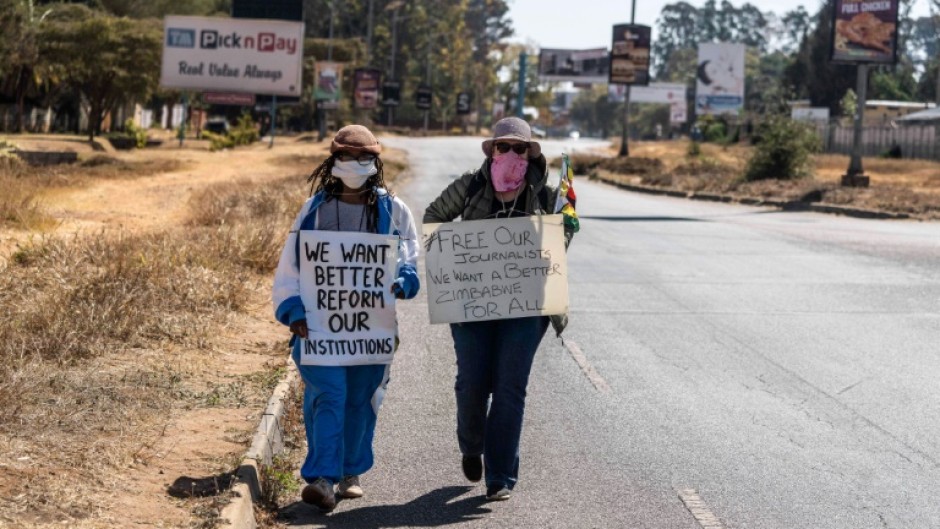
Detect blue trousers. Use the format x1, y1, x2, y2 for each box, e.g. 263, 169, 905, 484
450, 316, 550, 490
292, 345, 390, 484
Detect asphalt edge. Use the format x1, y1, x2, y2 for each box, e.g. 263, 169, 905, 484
220, 359, 300, 529
592, 175, 913, 220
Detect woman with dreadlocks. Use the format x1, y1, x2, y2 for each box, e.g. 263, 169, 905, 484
272, 125, 420, 513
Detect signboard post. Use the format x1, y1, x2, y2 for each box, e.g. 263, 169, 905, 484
609, 12, 650, 157
831, 0, 899, 187
422, 216, 569, 325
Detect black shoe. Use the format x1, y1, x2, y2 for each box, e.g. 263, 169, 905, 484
461, 455, 482, 482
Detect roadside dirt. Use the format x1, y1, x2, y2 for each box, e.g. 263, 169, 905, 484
594, 141, 940, 220
0, 133, 355, 529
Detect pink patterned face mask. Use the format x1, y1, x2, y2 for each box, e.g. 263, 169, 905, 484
490, 151, 528, 192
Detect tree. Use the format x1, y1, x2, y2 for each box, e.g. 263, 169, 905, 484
652, 0, 769, 78
783, 0, 856, 115
465, 0, 513, 131
1, 0, 54, 132
41, 10, 162, 141
652, 2, 699, 77
778, 6, 811, 54
569, 85, 620, 138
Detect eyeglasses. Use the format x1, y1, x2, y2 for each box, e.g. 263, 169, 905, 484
335, 152, 377, 166
494, 142, 528, 155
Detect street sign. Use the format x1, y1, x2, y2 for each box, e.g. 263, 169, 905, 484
415, 85, 432, 110
204, 92, 256, 106
456, 92, 472, 115
382, 81, 401, 107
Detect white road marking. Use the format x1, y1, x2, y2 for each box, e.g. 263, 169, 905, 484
562, 339, 610, 394
678, 489, 727, 529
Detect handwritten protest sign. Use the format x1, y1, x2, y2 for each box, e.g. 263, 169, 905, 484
423, 215, 568, 324
298, 231, 399, 366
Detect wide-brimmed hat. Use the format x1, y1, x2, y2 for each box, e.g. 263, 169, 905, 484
330, 124, 382, 155
482, 117, 542, 158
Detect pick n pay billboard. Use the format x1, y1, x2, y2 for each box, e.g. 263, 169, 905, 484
161, 15, 304, 96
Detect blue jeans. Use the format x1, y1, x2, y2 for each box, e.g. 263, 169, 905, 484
450, 316, 550, 490
292, 344, 390, 484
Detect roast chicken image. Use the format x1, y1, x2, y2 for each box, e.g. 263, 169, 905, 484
835, 12, 895, 54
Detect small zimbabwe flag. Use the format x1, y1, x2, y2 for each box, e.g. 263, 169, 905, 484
554, 153, 580, 233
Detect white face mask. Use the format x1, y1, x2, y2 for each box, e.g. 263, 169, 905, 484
331, 159, 378, 189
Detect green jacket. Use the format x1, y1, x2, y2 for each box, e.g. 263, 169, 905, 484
423, 154, 571, 336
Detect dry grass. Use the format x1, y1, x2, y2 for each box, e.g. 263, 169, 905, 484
592, 140, 940, 219
0, 155, 188, 230
0, 171, 303, 527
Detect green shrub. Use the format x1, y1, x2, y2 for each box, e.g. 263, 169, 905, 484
230, 113, 259, 146
744, 115, 821, 181
704, 121, 727, 143
203, 131, 235, 151
107, 119, 148, 149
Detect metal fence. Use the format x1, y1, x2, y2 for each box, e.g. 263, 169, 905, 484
814, 122, 940, 161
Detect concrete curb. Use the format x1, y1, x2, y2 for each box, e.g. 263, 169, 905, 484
220, 360, 300, 529
594, 177, 912, 220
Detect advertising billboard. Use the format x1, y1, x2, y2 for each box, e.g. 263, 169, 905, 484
695, 43, 745, 115
609, 24, 651, 86
314, 61, 343, 108
830, 0, 899, 64
161, 16, 304, 96
538, 48, 610, 84
353, 68, 381, 109
609, 83, 688, 123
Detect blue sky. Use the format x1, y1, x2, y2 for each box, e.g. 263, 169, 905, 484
507, 0, 933, 50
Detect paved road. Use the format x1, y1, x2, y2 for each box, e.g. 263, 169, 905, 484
282, 136, 940, 528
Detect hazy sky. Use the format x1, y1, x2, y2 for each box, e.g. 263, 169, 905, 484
507, 0, 933, 50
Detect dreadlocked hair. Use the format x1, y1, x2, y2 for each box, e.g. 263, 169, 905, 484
306, 155, 387, 233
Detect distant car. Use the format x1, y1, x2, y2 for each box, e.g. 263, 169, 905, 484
204, 118, 230, 135
568, 130, 580, 140
531, 126, 547, 138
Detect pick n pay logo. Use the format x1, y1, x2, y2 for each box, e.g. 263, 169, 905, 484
167, 28, 195, 48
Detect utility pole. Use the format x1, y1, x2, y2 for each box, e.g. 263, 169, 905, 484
387, 3, 402, 127
618, 0, 637, 157
424, 36, 433, 133
516, 52, 526, 118
366, 0, 374, 64
318, 2, 335, 141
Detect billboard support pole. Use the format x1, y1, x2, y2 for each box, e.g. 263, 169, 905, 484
618, 0, 636, 157
269, 95, 277, 148
842, 64, 870, 187
516, 52, 526, 118
178, 93, 188, 148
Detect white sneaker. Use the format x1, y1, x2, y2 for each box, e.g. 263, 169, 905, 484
486, 486, 511, 501
337, 475, 364, 498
